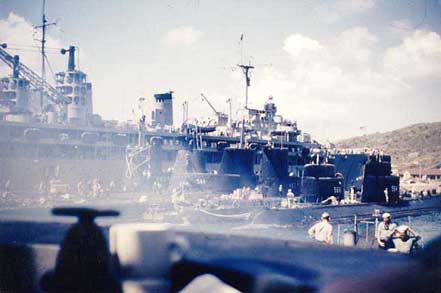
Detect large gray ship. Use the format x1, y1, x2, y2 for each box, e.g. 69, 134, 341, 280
0, 41, 323, 196
0, 38, 404, 206
0, 0, 405, 206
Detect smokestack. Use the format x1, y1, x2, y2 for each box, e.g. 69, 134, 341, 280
61, 46, 76, 71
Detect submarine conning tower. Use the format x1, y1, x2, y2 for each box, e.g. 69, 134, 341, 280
55, 46, 93, 125
0, 54, 32, 122
361, 155, 400, 204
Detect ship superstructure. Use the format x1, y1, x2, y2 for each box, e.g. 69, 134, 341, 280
0, 32, 398, 203
0, 54, 32, 123
54, 46, 93, 125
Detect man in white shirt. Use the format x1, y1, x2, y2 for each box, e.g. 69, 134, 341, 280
376, 212, 397, 250
308, 212, 333, 244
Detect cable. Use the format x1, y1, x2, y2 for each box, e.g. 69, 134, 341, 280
44, 54, 57, 84
76, 46, 80, 70
5, 43, 62, 50
5, 47, 60, 54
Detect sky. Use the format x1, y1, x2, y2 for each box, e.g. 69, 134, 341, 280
0, 0, 440, 142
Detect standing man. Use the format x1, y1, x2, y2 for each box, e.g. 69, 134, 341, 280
308, 212, 333, 244
286, 189, 295, 208
376, 212, 397, 249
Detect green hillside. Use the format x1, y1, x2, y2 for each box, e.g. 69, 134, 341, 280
336, 122, 441, 170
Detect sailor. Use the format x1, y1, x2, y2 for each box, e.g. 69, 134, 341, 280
77, 180, 85, 196
2, 179, 11, 198
376, 212, 397, 250
108, 180, 116, 192
308, 212, 333, 244
278, 184, 283, 197
286, 189, 295, 208
384, 188, 389, 203
350, 185, 356, 201
390, 225, 421, 254
38, 181, 46, 194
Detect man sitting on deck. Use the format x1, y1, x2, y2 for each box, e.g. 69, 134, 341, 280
389, 225, 421, 254
376, 213, 397, 250
308, 212, 333, 244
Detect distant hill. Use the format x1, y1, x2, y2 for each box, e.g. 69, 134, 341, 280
336, 122, 441, 170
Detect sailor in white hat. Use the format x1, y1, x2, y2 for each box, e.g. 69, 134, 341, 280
376, 212, 397, 249
308, 212, 333, 244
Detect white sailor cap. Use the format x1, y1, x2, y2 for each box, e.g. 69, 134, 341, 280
382, 212, 391, 218
321, 212, 330, 219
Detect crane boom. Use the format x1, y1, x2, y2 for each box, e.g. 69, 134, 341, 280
200, 93, 219, 115
0, 44, 67, 105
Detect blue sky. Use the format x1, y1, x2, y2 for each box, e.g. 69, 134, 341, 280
1, 0, 440, 141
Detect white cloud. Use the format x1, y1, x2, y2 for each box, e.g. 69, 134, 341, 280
244, 27, 441, 141
163, 26, 202, 47
0, 12, 65, 78
332, 27, 378, 67
283, 34, 325, 60
383, 30, 441, 80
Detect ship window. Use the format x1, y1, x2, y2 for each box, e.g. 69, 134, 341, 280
66, 97, 72, 104
74, 87, 81, 94
81, 97, 85, 105
56, 73, 65, 83
81, 87, 86, 95
62, 86, 73, 94
67, 76, 73, 84
74, 96, 80, 104
5, 92, 16, 99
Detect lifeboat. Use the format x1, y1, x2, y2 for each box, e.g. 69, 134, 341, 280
24, 128, 41, 140
81, 132, 99, 144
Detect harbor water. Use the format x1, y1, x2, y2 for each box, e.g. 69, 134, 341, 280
1, 193, 440, 248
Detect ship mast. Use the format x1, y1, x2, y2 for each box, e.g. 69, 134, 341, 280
34, 0, 56, 111
237, 64, 254, 110
237, 63, 254, 148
